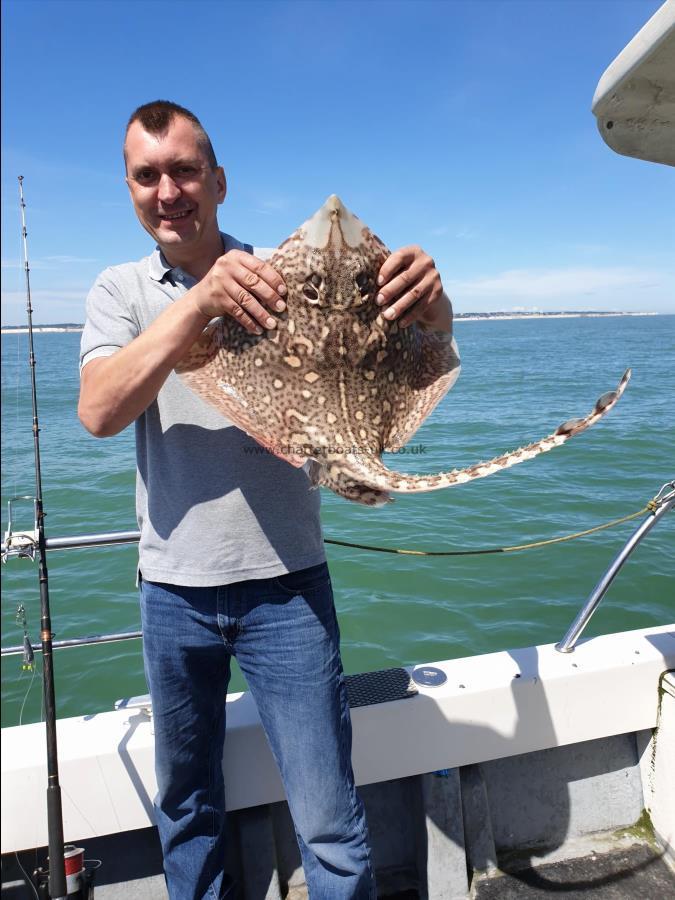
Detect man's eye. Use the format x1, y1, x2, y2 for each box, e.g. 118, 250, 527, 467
136, 171, 156, 184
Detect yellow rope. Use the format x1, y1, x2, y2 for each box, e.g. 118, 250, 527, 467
500, 506, 650, 552
324, 503, 654, 557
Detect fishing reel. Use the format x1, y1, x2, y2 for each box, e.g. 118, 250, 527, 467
33, 845, 98, 898
2, 496, 39, 563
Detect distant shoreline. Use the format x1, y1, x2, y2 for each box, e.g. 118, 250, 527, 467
454, 311, 661, 322
0, 311, 665, 334
1, 326, 85, 334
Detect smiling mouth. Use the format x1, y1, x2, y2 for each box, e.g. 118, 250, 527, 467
159, 208, 194, 222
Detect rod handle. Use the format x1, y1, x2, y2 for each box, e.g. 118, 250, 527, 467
47, 784, 66, 899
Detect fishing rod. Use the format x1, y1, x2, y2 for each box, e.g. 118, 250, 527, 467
17, 175, 67, 900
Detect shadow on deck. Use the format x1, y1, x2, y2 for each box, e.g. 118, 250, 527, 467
472, 843, 674, 898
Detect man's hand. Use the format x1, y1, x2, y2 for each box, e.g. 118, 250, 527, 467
190, 250, 287, 335
376, 245, 451, 331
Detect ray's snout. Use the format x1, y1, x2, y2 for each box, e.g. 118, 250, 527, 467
326, 195, 352, 231
326, 194, 343, 214
302, 195, 365, 249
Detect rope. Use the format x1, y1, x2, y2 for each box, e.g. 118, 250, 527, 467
324, 503, 654, 557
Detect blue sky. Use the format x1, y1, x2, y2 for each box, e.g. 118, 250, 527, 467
1, 0, 673, 324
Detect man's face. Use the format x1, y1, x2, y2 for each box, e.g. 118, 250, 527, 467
124, 116, 226, 255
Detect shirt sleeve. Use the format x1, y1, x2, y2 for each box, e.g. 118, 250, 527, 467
79, 268, 140, 373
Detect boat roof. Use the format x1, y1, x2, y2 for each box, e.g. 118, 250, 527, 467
592, 1, 675, 166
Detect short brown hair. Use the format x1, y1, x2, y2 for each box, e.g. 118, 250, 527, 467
124, 100, 218, 169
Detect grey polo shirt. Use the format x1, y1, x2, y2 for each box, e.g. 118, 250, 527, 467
80, 233, 325, 587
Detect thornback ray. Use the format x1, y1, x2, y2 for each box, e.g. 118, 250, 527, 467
175, 195, 630, 506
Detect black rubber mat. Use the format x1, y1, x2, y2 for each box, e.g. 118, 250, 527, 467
345, 667, 418, 708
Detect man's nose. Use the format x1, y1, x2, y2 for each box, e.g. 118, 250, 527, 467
157, 173, 181, 203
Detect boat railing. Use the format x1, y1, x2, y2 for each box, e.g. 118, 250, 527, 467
2, 528, 142, 555
1, 528, 143, 658
555, 481, 674, 652
2, 481, 673, 658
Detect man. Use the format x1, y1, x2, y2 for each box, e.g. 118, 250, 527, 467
79, 100, 452, 900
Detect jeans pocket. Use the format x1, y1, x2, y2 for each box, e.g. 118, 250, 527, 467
273, 562, 331, 597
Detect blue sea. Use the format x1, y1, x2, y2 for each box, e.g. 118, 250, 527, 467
1, 315, 673, 727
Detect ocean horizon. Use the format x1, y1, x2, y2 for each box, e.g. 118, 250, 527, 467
0, 310, 666, 334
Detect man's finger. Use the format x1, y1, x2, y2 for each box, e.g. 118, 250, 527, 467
382, 272, 437, 320
376, 258, 429, 306
225, 297, 264, 335
377, 246, 418, 286
399, 281, 446, 328
382, 288, 432, 323
227, 281, 277, 332
234, 264, 286, 312
239, 254, 288, 305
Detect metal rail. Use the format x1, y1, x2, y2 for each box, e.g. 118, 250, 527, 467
2, 630, 142, 658
2, 529, 142, 657
2, 529, 141, 557
555, 481, 674, 653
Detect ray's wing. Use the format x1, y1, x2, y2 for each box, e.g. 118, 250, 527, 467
175, 321, 307, 467
384, 328, 461, 451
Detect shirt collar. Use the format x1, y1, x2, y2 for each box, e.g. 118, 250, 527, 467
147, 246, 177, 282
147, 232, 242, 282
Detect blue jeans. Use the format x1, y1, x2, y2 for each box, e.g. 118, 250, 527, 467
140, 563, 375, 900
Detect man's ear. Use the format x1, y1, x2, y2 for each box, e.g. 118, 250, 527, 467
217, 167, 227, 204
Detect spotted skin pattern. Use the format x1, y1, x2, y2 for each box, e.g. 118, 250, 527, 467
176, 196, 630, 506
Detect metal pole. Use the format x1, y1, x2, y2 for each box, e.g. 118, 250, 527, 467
2, 529, 142, 557
555, 487, 674, 653
40, 529, 141, 550
2, 630, 143, 657
18, 176, 67, 900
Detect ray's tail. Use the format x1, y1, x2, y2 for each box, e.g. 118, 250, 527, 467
321, 370, 631, 504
